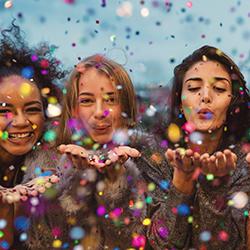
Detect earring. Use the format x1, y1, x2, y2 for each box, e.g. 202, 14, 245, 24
178, 108, 184, 119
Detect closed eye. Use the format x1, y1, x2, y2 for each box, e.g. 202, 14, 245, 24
105, 97, 116, 104
26, 107, 42, 113
79, 98, 94, 105
214, 86, 226, 92
188, 87, 200, 92
0, 109, 11, 114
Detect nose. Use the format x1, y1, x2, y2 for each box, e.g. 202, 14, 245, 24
11, 112, 30, 127
201, 86, 212, 104
94, 100, 106, 119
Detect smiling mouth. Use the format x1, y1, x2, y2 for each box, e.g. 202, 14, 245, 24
8, 132, 34, 139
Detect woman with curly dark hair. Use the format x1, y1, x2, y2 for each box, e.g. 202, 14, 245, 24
0, 21, 65, 249
148, 45, 250, 249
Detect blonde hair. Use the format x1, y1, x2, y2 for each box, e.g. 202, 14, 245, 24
56, 54, 137, 145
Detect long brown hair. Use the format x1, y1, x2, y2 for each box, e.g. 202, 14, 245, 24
56, 54, 137, 145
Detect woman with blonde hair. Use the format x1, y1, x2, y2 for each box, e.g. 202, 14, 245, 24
24, 54, 159, 249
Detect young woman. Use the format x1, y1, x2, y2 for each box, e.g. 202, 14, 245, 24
148, 45, 250, 249
24, 54, 158, 249
0, 22, 64, 249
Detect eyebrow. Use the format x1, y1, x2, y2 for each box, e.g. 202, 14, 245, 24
0, 101, 42, 108
185, 77, 231, 85
79, 92, 116, 96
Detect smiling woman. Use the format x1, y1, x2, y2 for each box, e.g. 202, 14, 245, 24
0, 21, 65, 249
0, 76, 44, 157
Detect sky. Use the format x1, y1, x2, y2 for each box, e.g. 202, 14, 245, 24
1, 0, 250, 88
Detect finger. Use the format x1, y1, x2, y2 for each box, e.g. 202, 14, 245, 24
193, 152, 201, 168
57, 144, 66, 153
246, 153, 250, 164
182, 150, 194, 172
200, 154, 210, 174
175, 149, 184, 169
206, 157, 217, 175
200, 153, 209, 161
119, 146, 141, 158
165, 149, 174, 162
215, 152, 226, 169
107, 150, 119, 163
113, 148, 128, 163
224, 150, 236, 170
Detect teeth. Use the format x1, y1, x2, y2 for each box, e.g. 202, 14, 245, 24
9, 133, 32, 139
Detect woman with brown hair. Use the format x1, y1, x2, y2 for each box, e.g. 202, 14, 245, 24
148, 45, 250, 249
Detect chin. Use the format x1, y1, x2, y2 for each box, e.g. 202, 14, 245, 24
2, 143, 34, 157
8, 148, 33, 156
92, 135, 112, 145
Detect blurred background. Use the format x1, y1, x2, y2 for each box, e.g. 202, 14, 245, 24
1, 0, 250, 130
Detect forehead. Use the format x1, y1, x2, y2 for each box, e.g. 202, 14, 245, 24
78, 67, 116, 93
184, 60, 231, 79
0, 75, 41, 102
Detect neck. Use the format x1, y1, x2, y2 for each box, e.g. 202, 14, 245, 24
0, 148, 23, 187
187, 127, 223, 155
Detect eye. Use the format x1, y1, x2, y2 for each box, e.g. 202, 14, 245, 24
105, 97, 116, 104
26, 107, 42, 113
0, 109, 11, 114
188, 87, 200, 92
214, 86, 226, 92
79, 98, 94, 105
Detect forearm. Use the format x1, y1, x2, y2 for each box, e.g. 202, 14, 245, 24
148, 184, 194, 249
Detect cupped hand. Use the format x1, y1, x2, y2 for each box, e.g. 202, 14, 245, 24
200, 149, 237, 177
165, 148, 200, 194
58, 144, 104, 170
0, 175, 59, 204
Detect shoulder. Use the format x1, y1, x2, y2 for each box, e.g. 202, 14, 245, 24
23, 146, 60, 182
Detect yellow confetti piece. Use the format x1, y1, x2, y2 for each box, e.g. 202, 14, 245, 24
0, 131, 2, 138
21, 166, 27, 172
228, 199, 234, 206
52, 239, 62, 248
188, 216, 193, 223
216, 49, 223, 56
167, 123, 181, 143
20, 83, 32, 97
3, 176, 8, 181
202, 55, 208, 62
67, 216, 77, 225
148, 182, 155, 192
135, 201, 144, 209
48, 96, 58, 104
142, 218, 151, 226
32, 124, 38, 130
98, 191, 103, 196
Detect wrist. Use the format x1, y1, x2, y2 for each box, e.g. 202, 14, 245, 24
173, 169, 195, 195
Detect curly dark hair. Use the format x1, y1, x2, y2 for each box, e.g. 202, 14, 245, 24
0, 20, 66, 115
170, 45, 250, 146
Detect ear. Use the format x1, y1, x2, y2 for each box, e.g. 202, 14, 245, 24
179, 104, 183, 114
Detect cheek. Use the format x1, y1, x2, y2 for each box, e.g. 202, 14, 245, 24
111, 107, 122, 126
77, 108, 92, 126
33, 115, 45, 136
0, 119, 8, 130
